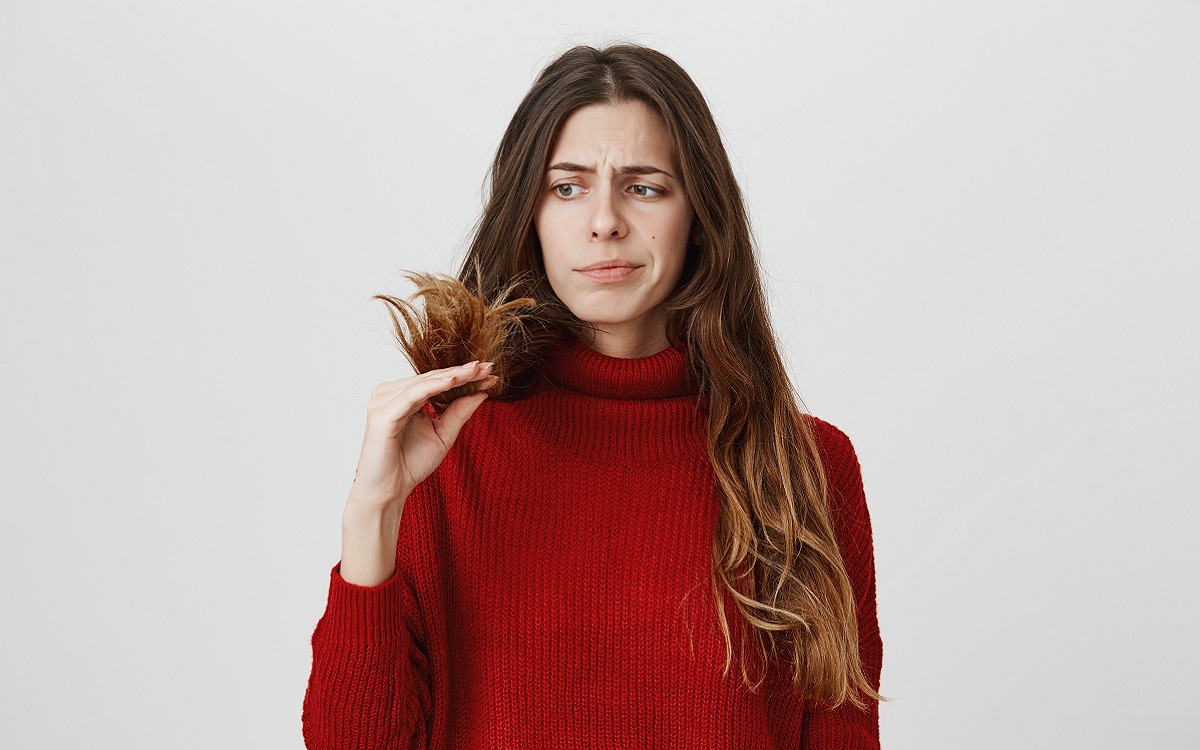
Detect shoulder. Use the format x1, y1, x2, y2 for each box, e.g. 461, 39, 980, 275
802, 413, 860, 476
801, 413, 871, 525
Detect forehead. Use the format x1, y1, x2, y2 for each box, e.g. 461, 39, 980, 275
547, 100, 676, 165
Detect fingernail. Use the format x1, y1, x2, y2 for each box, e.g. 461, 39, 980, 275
465, 360, 479, 368
481, 361, 495, 371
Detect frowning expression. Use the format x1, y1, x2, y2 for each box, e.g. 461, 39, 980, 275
533, 100, 694, 347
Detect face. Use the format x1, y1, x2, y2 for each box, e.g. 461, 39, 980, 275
533, 99, 694, 354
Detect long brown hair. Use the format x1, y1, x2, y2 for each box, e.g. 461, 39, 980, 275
378, 43, 882, 709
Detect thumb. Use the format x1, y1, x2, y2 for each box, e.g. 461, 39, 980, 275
432, 390, 489, 446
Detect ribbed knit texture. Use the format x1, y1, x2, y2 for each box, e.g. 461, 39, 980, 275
303, 337, 883, 749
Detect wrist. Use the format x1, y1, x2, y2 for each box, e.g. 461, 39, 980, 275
344, 483, 408, 518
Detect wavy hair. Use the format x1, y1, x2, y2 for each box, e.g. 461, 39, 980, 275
375, 42, 882, 709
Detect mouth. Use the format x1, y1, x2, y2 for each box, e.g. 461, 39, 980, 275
577, 261, 641, 271
575, 264, 641, 282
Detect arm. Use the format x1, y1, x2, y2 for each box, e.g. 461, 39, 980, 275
302, 361, 493, 748
800, 418, 884, 749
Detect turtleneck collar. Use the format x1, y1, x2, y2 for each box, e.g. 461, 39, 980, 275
486, 335, 706, 466
541, 336, 697, 399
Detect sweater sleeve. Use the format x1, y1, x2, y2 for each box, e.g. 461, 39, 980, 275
301, 495, 438, 749
300, 468, 451, 744
800, 418, 884, 749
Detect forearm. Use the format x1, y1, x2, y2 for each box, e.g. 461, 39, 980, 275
340, 492, 406, 587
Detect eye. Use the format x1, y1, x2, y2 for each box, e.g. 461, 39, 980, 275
553, 183, 584, 198
630, 184, 664, 198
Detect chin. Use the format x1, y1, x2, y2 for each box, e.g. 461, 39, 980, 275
566, 303, 639, 326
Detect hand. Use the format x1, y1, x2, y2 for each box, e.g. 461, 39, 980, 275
348, 360, 498, 515
339, 360, 497, 586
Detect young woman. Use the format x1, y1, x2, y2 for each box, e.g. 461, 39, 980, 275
303, 43, 884, 749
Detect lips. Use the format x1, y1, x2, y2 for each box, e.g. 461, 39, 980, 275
576, 262, 643, 283
577, 260, 640, 271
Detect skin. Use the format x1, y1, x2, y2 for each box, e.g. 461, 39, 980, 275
533, 100, 695, 359
341, 361, 498, 585
341, 101, 698, 586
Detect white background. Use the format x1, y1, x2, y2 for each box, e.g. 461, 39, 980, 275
2, 2, 1197, 748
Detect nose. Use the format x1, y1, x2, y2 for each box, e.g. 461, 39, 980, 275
589, 184, 627, 240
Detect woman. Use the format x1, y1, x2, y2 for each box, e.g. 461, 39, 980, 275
303, 43, 884, 749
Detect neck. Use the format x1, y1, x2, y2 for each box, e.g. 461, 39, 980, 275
582, 311, 670, 358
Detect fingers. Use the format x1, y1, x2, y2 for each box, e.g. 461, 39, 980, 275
372, 360, 493, 400
430, 388, 490, 445
377, 361, 495, 421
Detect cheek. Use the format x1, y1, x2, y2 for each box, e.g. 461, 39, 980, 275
534, 203, 565, 244
540, 247, 568, 282
656, 215, 693, 258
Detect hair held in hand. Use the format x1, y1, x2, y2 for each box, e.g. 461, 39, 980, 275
372, 262, 567, 414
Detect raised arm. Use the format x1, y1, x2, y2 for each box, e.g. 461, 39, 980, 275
341, 360, 496, 586
302, 361, 496, 749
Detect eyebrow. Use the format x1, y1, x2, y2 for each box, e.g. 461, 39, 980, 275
546, 161, 675, 179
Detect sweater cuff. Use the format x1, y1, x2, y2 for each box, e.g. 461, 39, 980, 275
319, 562, 410, 646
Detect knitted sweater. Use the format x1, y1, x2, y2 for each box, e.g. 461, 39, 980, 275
302, 337, 883, 749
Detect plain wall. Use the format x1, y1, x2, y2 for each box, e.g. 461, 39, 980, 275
2, 1, 1197, 748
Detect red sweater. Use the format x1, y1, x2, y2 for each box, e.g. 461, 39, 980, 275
303, 337, 883, 749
